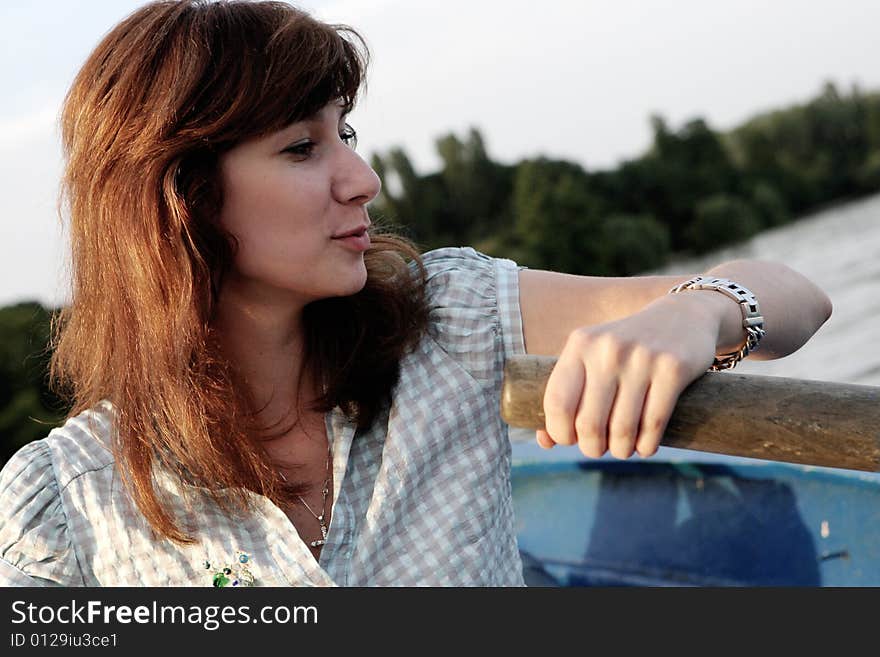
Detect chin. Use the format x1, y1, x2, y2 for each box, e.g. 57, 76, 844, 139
334, 261, 369, 297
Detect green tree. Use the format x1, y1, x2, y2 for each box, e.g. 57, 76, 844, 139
367, 81, 880, 271
687, 195, 763, 253
435, 128, 512, 241
370, 148, 452, 248
857, 151, 880, 191
511, 158, 606, 274
750, 181, 790, 228
596, 116, 741, 252
369, 129, 513, 251
728, 83, 880, 211
0, 302, 68, 465
598, 214, 671, 275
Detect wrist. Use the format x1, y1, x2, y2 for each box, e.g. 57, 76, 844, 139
667, 275, 766, 370
650, 290, 730, 344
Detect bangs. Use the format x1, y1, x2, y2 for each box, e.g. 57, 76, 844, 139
183, 1, 369, 145
263, 17, 367, 127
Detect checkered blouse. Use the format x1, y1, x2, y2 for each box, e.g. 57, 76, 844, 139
0, 248, 527, 586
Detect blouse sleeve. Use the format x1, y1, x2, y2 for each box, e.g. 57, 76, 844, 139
420, 246, 527, 394
0, 439, 84, 586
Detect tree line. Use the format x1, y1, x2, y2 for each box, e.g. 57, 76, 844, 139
2, 81, 878, 460
372, 81, 880, 275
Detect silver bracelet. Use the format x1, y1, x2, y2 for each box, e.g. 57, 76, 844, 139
668, 275, 766, 371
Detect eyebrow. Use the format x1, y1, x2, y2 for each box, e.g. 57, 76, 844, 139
284, 105, 351, 130
273, 105, 349, 145
303, 103, 349, 124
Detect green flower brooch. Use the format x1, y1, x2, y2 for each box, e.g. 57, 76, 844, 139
204, 550, 256, 587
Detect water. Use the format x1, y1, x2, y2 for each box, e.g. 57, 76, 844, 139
510, 191, 880, 474
650, 191, 880, 387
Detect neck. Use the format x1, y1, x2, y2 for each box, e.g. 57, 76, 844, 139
211, 277, 316, 425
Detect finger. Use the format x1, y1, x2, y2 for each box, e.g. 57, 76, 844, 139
606, 375, 649, 459
542, 357, 585, 446
635, 376, 685, 458
536, 430, 555, 449
573, 373, 617, 459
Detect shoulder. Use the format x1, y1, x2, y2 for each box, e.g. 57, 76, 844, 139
420, 246, 519, 290
420, 245, 495, 271
409, 247, 526, 382
41, 399, 117, 486
418, 246, 522, 313
0, 400, 115, 586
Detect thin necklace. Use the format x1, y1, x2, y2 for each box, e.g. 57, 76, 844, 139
281, 443, 332, 549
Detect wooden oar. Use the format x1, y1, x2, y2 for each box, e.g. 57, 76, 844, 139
501, 354, 880, 473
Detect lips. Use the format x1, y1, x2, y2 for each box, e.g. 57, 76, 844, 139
332, 224, 369, 239
331, 224, 371, 252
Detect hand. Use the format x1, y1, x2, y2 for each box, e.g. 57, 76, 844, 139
536, 295, 720, 458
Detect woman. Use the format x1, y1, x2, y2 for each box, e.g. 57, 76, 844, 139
0, 0, 831, 586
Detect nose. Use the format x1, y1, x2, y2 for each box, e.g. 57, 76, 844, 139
332, 144, 382, 207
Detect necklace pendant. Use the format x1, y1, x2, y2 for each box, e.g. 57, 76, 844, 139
319, 524, 328, 539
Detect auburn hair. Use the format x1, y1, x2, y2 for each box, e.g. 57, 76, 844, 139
49, 0, 428, 543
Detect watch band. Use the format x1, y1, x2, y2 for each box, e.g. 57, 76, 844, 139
668, 276, 766, 371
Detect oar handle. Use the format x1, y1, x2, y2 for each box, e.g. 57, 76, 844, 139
501, 354, 880, 472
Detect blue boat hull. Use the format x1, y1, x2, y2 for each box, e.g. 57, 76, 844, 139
512, 458, 880, 586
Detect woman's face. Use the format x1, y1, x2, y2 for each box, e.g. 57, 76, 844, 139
216, 101, 381, 306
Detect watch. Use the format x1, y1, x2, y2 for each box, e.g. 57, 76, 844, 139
668, 275, 766, 371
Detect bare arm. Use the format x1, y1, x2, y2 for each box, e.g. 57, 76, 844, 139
519, 259, 832, 360
517, 260, 833, 458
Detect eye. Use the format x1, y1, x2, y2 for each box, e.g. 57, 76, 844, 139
281, 123, 358, 160
340, 122, 358, 150
282, 141, 316, 158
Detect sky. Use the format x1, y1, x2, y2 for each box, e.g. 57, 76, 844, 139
2, 0, 879, 308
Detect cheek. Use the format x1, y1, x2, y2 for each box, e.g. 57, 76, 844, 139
221, 176, 315, 250
221, 160, 326, 221
221, 172, 277, 232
